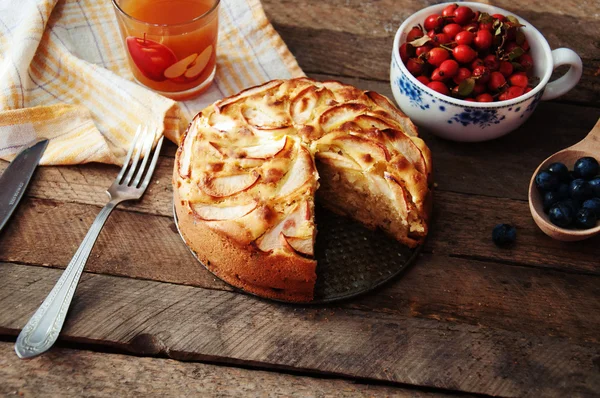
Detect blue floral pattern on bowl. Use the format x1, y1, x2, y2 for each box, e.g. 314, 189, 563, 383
396, 73, 429, 111
448, 109, 506, 128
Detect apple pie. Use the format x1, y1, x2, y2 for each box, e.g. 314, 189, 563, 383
173, 78, 432, 302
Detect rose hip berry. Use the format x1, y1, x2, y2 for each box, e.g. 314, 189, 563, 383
442, 23, 463, 39
453, 44, 477, 63
427, 81, 450, 95
453, 6, 475, 25
400, 5, 536, 102
442, 3, 458, 18
424, 14, 442, 31
407, 26, 424, 42
427, 47, 449, 66
455, 30, 474, 45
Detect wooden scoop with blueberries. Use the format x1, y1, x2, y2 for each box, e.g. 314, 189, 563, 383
529, 118, 600, 241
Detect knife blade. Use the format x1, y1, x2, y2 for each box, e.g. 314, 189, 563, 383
0, 139, 48, 233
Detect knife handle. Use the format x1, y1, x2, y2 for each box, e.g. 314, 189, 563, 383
14, 200, 119, 359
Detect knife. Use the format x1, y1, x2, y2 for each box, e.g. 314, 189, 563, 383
0, 139, 48, 233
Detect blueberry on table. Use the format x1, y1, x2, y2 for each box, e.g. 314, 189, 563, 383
589, 177, 600, 197
573, 157, 599, 180
543, 191, 562, 213
492, 224, 516, 247
535, 170, 559, 192
575, 208, 597, 229
548, 203, 574, 228
569, 179, 593, 202
582, 198, 600, 217
547, 162, 570, 182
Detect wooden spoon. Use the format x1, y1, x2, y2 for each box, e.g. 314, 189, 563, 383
528, 118, 600, 241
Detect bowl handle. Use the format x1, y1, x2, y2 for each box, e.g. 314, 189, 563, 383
541, 48, 582, 101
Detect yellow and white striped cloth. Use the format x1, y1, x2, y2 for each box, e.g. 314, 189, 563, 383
0, 0, 304, 165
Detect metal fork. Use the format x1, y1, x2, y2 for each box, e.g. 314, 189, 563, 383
15, 126, 164, 359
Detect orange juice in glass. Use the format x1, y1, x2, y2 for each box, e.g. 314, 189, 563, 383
112, 0, 219, 100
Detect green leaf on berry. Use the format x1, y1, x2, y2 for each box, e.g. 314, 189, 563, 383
409, 36, 432, 47
458, 77, 475, 97
506, 15, 519, 24
508, 47, 525, 61
511, 61, 524, 71
494, 23, 503, 36
478, 12, 494, 24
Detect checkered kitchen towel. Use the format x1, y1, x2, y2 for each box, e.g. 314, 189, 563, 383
0, 0, 304, 165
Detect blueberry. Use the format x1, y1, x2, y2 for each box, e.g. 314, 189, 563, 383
548, 203, 574, 228
561, 198, 581, 215
535, 170, 559, 192
492, 224, 517, 247
573, 157, 599, 180
543, 191, 562, 213
557, 183, 570, 199
569, 179, 593, 202
589, 177, 600, 197
547, 162, 570, 182
582, 198, 600, 217
575, 208, 597, 229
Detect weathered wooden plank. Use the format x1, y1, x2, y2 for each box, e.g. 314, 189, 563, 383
264, 0, 600, 106
0, 197, 231, 291
2, 187, 598, 277
425, 190, 600, 274
0, 343, 452, 398
2, 193, 598, 343
1, 263, 598, 397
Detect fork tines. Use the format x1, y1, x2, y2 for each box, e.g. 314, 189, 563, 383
117, 125, 164, 189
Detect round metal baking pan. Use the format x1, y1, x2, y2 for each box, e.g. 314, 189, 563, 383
173, 202, 421, 304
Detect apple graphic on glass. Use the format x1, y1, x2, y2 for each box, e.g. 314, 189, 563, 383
126, 36, 212, 82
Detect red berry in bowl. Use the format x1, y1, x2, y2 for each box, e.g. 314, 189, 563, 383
479, 21, 493, 31
407, 26, 424, 42
433, 33, 451, 46
474, 29, 493, 50
498, 61, 514, 77
442, 23, 463, 40
488, 71, 506, 91
406, 58, 423, 76
453, 67, 471, 84
416, 75, 430, 85
476, 93, 494, 102
473, 82, 487, 95
453, 45, 477, 63
471, 58, 484, 69
455, 30, 474, 45
453, 6, 474, 25
424, 14, 442, 31
442, 3, 458, 18
519, 53, 534, 70
427, 81, 450, 95
505, 85, 525, 99
483, 54, 499, 71
472, 65, 490, 83
509, 72, 528, 88
399, 43, 413, 62
431, 68, 447, 81
427, 47, 449, 66
416, 44, 433, 56
492, 13, 506, 22
439, 59, 459, 77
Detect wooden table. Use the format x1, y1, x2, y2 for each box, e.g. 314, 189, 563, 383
2, 1, 600, 396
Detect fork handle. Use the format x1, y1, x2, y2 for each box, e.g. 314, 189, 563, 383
15, 200, 119, 359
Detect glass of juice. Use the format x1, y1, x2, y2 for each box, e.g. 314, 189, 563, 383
111, 0, 219, 100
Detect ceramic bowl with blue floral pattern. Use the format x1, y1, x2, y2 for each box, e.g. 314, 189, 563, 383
391, 2, 582, 142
